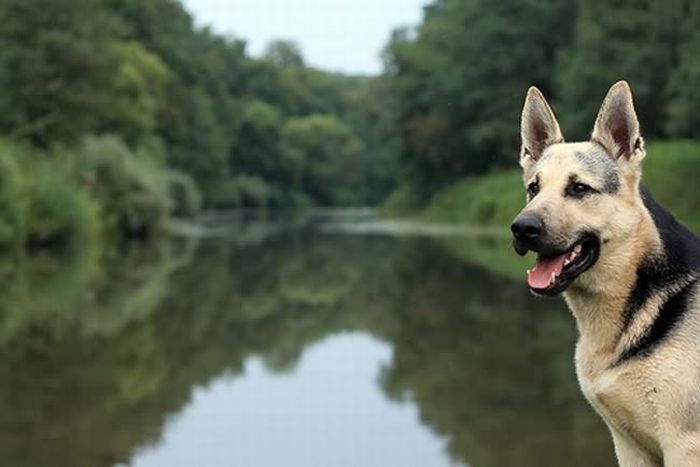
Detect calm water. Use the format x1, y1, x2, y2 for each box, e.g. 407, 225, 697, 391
0, 213, 616, 467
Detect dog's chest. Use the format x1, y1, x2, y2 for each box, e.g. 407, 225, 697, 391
576, 348, 661, 451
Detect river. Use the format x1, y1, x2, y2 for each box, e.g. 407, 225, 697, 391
0, 211, 616, 466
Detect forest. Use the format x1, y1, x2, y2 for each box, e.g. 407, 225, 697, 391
2, 0, 700, 248
0, 0, 395, 248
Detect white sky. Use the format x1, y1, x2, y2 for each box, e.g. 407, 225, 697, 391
180, 0, 429, 75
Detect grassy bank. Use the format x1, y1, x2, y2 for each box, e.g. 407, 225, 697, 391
420, 141, 700, 232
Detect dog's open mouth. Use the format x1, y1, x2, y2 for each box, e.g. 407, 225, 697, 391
527, 235, 600, 296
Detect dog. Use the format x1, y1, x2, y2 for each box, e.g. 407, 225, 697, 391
511, 81, 700, 466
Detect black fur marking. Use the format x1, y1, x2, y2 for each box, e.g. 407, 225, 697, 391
641, 187, 700, 272
615, 187, 700, 364
620, 261, 657, 331
616, 279, 697, 364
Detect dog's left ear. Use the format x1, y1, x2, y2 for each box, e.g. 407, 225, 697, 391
591, 81, 645, 163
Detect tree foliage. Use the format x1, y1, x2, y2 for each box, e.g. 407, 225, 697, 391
557, 0, 680, 139
385, 0, 576, 195
384, 0, 700, 201
4, 0, 700, 221
0, 0, 394, 226
0, 0, 117, 145
281, 115, 364, 205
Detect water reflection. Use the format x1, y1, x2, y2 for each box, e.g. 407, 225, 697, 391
133, 333, 456, 467
0, 219, 615, 466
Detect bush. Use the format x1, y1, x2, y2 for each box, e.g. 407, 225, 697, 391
202, 175, 314, 209
420, 170, 523, 228
382, 183, 436, 216
230, 175, 278, 207
74, 136, 174, 237
166, 170, 202, 217
0, 135, 199, 250
0, 140, 28, 247
22, 159, 100, 247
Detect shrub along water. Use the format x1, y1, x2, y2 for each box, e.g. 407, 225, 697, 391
22, 158, 100, 248
0, 141, 27, 248
0, 136, 199, 251
73, 136, 176, 239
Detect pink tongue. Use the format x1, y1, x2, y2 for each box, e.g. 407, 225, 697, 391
527, 253, 568, 289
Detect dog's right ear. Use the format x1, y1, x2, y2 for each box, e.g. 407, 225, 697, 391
520, 87, 564, 171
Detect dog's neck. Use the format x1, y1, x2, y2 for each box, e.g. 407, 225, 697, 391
563, 192, 662, 357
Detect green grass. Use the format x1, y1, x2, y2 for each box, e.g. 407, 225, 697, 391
641, 141, 700, 232
421, 170, 523, 229
421, 140, 700, 232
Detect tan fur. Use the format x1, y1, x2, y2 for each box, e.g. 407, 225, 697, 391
516, 81, 700, 466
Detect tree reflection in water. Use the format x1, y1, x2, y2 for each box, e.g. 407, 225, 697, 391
0, 222, 615, 467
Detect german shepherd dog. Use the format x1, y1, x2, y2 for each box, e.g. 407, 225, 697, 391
511, 81, 700, 466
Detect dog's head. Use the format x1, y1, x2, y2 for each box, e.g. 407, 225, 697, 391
512, 81, 647, 296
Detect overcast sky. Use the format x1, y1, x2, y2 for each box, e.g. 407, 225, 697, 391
180, 0, 428, 75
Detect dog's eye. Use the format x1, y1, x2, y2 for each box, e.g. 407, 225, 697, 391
527, 181, 539, 197
567, 182, 594, 198
572, 183, 591, 194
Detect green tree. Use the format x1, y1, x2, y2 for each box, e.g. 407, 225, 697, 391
106, 0, 243, 199
281, 115, 364, 205
558, 0, 681, 139
232, 100, 283, 179
385, 0, 576, 198
162, 85, 229, 186
0, 0, 117, 146
264, 40, 305, 68
665, 1, 700, 137
343, 77, 400, 203
105, 42, 172, 145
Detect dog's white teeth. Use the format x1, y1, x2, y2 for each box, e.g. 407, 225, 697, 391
564, 258, 570, 266
573, 244, 582, 255
550, 271, 557, 283
526, 269, 532, 275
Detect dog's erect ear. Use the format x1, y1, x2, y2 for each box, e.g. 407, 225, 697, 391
520, 87, 564, 170
591, 81, 644, 161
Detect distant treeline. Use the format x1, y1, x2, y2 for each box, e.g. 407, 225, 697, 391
0, 0, 398, 246
384, 0, 700, 203
3, 0, 699, 245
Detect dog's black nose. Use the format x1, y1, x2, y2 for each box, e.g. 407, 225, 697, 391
511, 214, 543, 241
